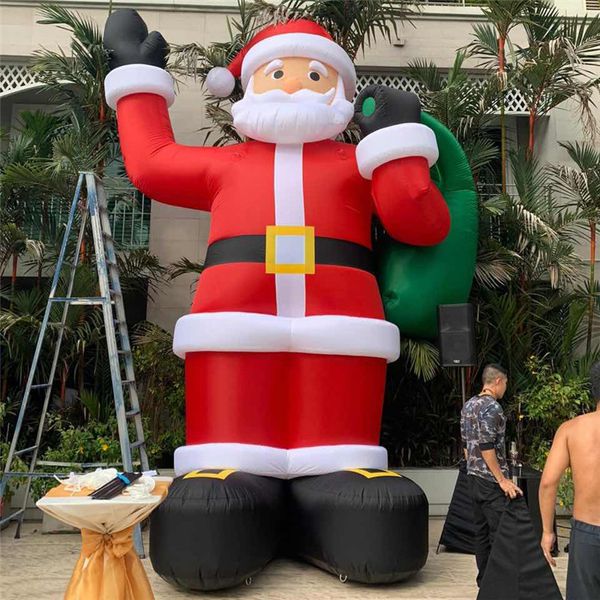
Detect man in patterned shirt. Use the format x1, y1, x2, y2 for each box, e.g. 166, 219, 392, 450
460, 363, 523, 586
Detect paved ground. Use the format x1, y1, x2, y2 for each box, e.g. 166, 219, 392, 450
0, 518, 568, 599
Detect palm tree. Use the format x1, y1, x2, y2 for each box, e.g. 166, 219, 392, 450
405, 50, 500, 182
256, 0, 411, 61
0, 112, 55, 291
467, 1, 600, 159
486, 150, 583, 290
0, 5, 171, 420
515, 1, 600, 157
33, 3, 115, 173
549, 142, 600, 354
171, 0, 411, 145
466, 0, 530, 192
468, 149, 585, 395
2, 5, 120, 212
117, 249, 169, 302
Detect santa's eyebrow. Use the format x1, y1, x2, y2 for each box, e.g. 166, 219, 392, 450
309, 61, 328, 77
263, 59, 284, 75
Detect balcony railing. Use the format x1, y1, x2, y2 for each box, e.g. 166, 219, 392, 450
0, 62, 37, 96
415, 0, 485, 6
357, 72, 529, 115
23, 186, 151, 250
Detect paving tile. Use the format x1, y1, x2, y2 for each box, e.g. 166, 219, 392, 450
0, 518, 568, 599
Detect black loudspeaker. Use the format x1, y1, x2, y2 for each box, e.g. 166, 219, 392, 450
438, 304, 476, 367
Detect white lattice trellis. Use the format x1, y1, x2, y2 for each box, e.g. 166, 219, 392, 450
357, 72, 529, 114
415, 0, 485, 5
3, 61, 528, 113
0, 63, 38, 95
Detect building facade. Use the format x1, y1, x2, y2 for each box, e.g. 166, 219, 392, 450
1, 0, 598, 332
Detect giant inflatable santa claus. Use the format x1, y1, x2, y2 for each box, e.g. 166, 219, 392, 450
104, 10, 457, 591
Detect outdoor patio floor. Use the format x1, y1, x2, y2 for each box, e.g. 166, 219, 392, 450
0, 518, 568, 600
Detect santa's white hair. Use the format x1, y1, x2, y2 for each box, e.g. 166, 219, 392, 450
231, 76, 354, 144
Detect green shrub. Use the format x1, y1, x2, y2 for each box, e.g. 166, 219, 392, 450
517, 357, 592, 432
133, 323, 186, 466
28, 413, 165, 499
515, 357, 593, 510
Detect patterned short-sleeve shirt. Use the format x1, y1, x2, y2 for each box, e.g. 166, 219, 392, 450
460, 394, 509, 482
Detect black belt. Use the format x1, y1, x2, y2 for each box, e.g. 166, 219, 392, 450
204, 235, 374, 274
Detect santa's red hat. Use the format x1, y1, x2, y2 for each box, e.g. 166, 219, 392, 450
205, 19, 356, 100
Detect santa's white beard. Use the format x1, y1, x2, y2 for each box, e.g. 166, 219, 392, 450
231, 83, 354, 144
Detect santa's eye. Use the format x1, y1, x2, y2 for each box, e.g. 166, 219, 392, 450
272, 70, 284, 80
309, 71, 321, 82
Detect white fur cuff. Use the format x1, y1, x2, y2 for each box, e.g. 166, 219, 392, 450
104, 64, 175, 109
356, 122, 439, 180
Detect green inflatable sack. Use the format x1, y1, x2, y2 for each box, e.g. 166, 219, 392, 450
376, 113, 478, 339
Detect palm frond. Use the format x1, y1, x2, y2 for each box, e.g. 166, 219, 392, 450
475, 245, 519, 289
169, 257, 204, 280
117, 249, 169, 302
400, 338, 439, 382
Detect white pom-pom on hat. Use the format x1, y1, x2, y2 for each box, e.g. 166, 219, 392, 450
205, 66, 236, 98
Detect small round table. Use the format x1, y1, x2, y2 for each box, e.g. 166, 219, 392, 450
36, 477, 171, 600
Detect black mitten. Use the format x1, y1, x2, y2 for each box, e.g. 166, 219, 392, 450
103, 9, 169, 71
354, 85, 421, 138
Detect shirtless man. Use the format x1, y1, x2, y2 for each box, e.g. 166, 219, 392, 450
539, 362, 600, 600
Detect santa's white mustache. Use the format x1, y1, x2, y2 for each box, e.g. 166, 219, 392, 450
230, 77, 354, 144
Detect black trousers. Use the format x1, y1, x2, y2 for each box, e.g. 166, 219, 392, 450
567, 519, 600, 600
468, 474, 507, 587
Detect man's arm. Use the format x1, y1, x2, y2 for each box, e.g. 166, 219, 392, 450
460, 411, 468, 461
539, 423, 570, 567
481, 449, 523, 499
478, 403, 522, 499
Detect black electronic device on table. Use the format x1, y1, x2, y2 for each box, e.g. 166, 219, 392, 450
91, 472, 143, 500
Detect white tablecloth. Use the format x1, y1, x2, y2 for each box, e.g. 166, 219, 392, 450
36, 478, 171, 600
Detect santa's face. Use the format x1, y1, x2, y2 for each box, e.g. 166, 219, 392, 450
231, 57, 354, 144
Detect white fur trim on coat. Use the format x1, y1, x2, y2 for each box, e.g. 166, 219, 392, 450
356, 122, 439, 180
104, 64, 175, 109
240, 33, 356, 100
174, 443, 388, 478
172, 312, 400, 363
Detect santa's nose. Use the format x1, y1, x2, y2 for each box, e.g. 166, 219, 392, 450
282, 77, 303, 94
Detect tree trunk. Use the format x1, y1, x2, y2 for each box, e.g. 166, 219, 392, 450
1, 371, 8, 403
587, 220, 596, 354
10, 253, 18, 308
528, 109, 536, 158
60, 363, 68, 402
38, 198, 49, 288
78, 350, 85, 395
498, 36, 507, 193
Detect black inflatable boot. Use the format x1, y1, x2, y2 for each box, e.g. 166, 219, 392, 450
150, 469, 285, 591
288, 469, 429, 584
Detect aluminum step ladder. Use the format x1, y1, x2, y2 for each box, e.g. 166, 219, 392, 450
0, 172, 150, 555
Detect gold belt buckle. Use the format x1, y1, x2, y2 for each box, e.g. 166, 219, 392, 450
265, 225, 315, 274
